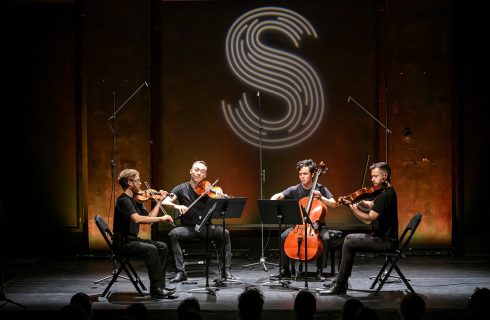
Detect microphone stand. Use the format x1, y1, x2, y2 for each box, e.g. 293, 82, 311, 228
241, 91, 278, 271
94, 81, 148, 285
347, 96, 392, 161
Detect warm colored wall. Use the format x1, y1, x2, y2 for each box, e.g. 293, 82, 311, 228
2, 0, 488, 256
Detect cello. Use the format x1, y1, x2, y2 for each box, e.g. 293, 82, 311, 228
284, 161, 328, 262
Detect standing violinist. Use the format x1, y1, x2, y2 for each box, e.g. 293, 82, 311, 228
112, 168, 177, 299
270, 159, 339, 280
162, 160, 235, 283
322, 161, 399, 294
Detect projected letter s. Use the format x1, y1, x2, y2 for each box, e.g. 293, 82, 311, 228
221, 7, 325, 150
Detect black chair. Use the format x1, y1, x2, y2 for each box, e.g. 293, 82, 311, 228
94, 214, 146, 297
182, 238, 222, 271
370, 212, 423, 295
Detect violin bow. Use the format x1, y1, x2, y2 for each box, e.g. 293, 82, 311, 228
143, 181, 175, 227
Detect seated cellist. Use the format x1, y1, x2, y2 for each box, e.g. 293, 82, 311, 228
270, 159, 339, 280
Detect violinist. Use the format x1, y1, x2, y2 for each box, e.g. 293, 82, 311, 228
162, 160, 235, 283
270, 159, 339, 280
112, 169, 177, 299
323, 162, 399, 295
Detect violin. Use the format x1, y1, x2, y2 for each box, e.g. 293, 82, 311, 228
194, 179, 231, 199
135, 182, 176, 227
134, 189, 173, 203
338, 183, 385, 212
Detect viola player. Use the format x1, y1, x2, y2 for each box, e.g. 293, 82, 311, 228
112, 168, 177, 299
322, 162, 399, 294
270, 159, 339, 280
162, 160, 235, 283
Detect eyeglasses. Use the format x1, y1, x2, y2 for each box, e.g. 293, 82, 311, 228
130, 178, 141, 183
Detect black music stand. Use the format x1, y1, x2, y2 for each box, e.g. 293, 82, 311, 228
188, 202, 220, 296
211, 197, 247, 287
257, 199, 302, 290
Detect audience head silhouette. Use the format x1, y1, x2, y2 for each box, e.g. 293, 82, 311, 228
126, 302, 148, 320
177, 297, 201, 320
238, 287, 264, 320
341, 299, 364, 320
399, 293, 426, 320
69, 292, 92, 319
294, 289, 316, 320
467, 287, 490, 320
355, 306, 379, 320
58, 304, 88, 320
182, 309, 202, 320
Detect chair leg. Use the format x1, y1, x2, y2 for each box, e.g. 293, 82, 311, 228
101, 263, 125, 297
370, 256, 391, 289
393, 263, 415, 293
126, 260, 146, 291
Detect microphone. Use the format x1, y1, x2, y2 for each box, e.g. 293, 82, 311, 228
144, 81, 149, 87
257, 91, 260, 97
347, 96, 351, 102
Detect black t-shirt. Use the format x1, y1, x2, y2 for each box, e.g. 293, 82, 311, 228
171, 181, 210, 226
113, 193, 149, 239
281, 183, 333, 200
371, 187, 399, 240
281, 183, 333, 225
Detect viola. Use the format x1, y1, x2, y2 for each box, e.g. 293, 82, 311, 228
194, 179, 231, 199
134, 189, 173, 203
136, 182, 176, 227
284, 161, 327, 262
338, 183, 385, 212
183, 178, 232, 215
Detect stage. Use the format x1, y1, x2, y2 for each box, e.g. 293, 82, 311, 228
1, 253, 489, 320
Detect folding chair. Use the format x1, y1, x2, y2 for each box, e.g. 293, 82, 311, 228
94, 214, 146, 297
370, 212, 422, 295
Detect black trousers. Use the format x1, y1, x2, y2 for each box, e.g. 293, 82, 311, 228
168, 224, 232, 273
113, 238, 168, 291
336, 233, 398, 284
280, 225, 331, 271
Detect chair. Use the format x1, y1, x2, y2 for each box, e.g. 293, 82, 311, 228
370, 212, 423, 295
94, 214, 146, 297
182, 238, 222, 271
292, 229, 344, 277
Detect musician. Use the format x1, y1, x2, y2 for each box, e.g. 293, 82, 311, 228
112, 169, 177, 299
162, 160, 235, 283
323, 161, 399, 294
270, 159, 339, 280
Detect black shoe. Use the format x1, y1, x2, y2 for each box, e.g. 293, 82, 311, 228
322, 282, 347, 295
272, 268, 291, 279
222, 268, 236, 280
151, 288, 178, 299
323, 279, 337, 289
315, 268, 324, 280
162, 283, 176, 291
170, 271, 187, 283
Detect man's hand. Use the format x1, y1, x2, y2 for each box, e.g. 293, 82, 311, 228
161, 215, 174, 224
174, 204, 188, 215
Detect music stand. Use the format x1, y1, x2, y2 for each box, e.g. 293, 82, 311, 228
211, 197, 247, 286
188, 202, 221, 296
257, 200, 302, 290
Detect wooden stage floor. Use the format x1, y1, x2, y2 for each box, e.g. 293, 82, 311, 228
1, 253, 489, 320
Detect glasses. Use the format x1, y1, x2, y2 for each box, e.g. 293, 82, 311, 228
130, 178, 141, 183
